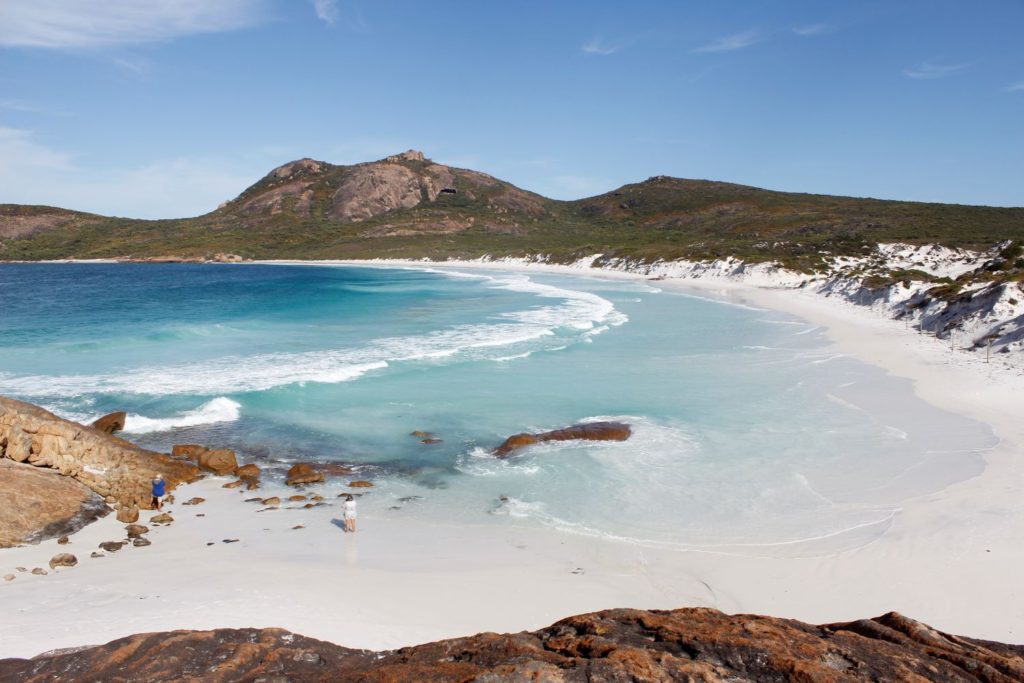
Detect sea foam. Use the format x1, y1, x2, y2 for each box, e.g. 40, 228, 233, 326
122, 396, 242, 433
1, 270, 623, 398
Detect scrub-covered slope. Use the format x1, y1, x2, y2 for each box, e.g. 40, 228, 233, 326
2, 150, 1022, 268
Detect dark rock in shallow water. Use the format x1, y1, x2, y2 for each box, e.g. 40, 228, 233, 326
1, 608, 1022, 682
494, 421, 632, 457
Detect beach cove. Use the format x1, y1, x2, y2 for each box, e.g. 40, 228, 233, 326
0, 260, 1021, 658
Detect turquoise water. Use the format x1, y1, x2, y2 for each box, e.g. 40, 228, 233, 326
0, 263, 995, 554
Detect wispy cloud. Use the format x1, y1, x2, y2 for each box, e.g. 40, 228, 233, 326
693, 29, 760, 54
111, 56, 150, 75
0, 126, 75, 171
1004, 81, 1024, 92
311, 0, 338, 26
0, 99, 44, 113
0, 0, 268, 49
792, 24, 834, 36
902, 60, 970, 80
310, 0, 367, 31
581, 37, 622, 56
0, 126, 258, 218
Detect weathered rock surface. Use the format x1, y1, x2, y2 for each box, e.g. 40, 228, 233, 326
0, 396, 201, 509
48, 553, 77, 569
348, 480, 373, 488
99, 541, 125, 552
171, 444, 207, 460
124, 524, 148, 538
149, 513, 173, 525
286, 462, 325, 486
328, 153, 454, 222
115, 505, 139, 523
182, 497, 205, 506
197, 448, 237, 476
235, 463, 260, 480
90, 412, 126, 434
3, 608, 1022, 682
494, 421, 632, 457
0, 460, 110, 547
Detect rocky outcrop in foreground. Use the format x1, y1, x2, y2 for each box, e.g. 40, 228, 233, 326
4, 608, 1020, 682
0, 460, 109, 547
494, 421, 632, 457
0, 396, 201, 510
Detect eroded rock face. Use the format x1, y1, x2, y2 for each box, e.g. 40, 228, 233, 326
2, 608, 1022, 682
0, 396, 201, 508
0, 461, 110, 547
494, 421, 632, 457
328, 160, 454, 222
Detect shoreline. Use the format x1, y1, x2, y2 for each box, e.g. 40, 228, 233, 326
1, 257, 1022, 657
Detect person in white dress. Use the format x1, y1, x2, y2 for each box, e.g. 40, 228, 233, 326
342, 494, 357, 532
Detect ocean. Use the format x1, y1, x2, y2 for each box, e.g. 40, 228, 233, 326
0, 262, 995, 555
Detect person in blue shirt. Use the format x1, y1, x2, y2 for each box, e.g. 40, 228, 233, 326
151, 477, 166, 511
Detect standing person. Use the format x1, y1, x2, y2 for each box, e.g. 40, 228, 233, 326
342, 494, 357, 532
151, 477, 165, 511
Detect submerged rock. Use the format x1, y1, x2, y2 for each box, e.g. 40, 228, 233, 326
348, 480, 373, 488
493, 421, 632, 458
286, 463, 325, 486
2, 608, 1021, 682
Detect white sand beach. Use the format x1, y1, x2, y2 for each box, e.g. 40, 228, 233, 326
1, 260, 1021, 659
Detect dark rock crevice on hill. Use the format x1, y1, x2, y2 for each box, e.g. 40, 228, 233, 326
1, 607, 1021, 682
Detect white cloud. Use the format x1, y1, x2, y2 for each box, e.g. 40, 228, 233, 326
582, 37, 621, 56
311, 0, 339, 26
793, 24, 833, 36
0, 127, 257, 218
693, 29, 760, 53
0, 0, 268, 49
902, 61, 969, 79
0, 126, 74, 170
1004, 81, 1024, 92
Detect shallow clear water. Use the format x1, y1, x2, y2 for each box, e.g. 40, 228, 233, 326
0, 263, 995, 554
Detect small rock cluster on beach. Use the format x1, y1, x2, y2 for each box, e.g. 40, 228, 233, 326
2, 608, 1021, 682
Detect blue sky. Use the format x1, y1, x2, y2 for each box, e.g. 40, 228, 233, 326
1, 0, 1022, 218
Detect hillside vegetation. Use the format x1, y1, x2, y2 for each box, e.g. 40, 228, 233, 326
1, 150, 1022, 271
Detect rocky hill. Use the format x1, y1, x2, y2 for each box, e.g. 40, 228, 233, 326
1, 607, 1021, 682
1, 150, 1022, 271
